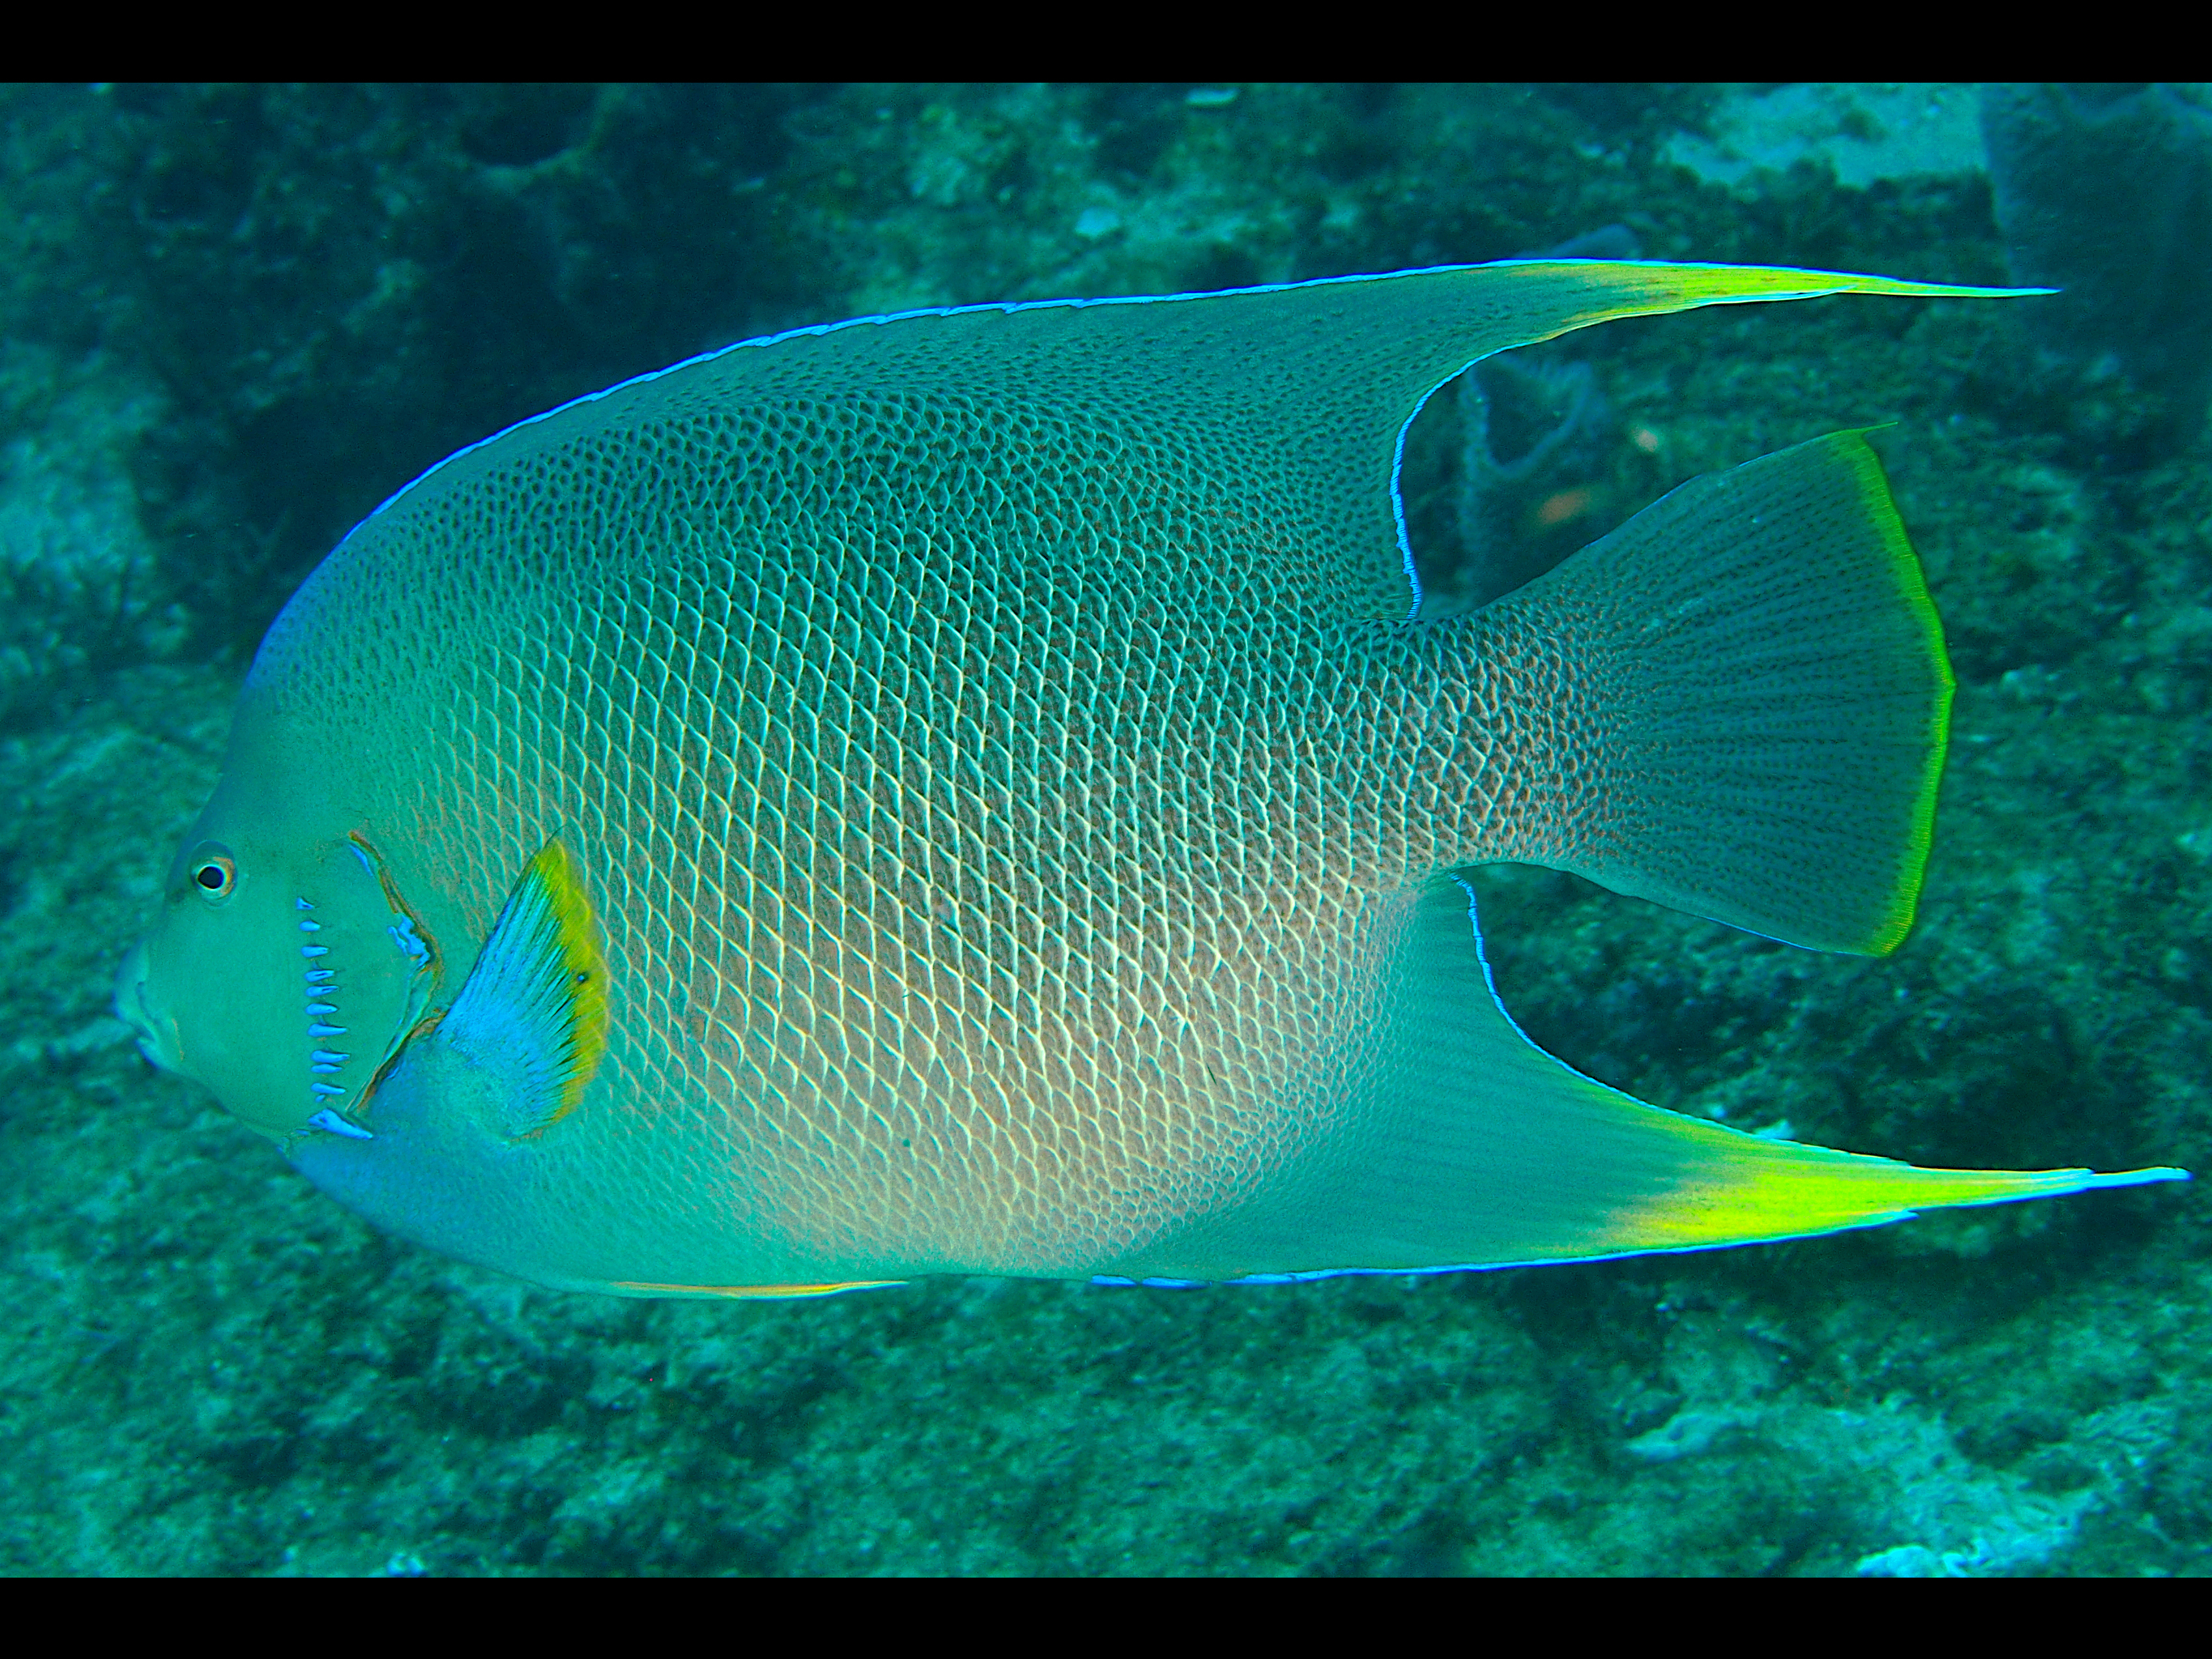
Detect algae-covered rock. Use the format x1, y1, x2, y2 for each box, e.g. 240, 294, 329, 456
0, 83, 2205, 1576
1982, 83, 2212, 458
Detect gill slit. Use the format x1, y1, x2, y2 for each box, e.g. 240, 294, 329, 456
339, 830, 448, 1123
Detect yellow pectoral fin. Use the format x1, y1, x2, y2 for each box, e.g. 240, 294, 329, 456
424, 835, 610, 1141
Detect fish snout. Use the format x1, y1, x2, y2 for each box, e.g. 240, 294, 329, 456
114, 939, 183, 1074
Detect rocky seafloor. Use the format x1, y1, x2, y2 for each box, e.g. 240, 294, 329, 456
1, 83, 2205, 1576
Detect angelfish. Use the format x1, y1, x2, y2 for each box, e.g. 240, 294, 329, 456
116, 261, 2185, 1299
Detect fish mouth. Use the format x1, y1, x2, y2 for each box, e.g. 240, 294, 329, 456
114, 939, 183, 1074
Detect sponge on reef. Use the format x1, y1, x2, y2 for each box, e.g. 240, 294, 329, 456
1981, 83, 2212, 447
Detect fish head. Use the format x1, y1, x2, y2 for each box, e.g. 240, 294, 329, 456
117, 757, 440, 1138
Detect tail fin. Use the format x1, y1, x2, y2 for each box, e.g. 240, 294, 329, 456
1483, 429, 1950, 955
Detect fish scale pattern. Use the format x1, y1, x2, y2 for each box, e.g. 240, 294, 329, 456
154, 264, 2084, 1290
270, 352, 1548, 1276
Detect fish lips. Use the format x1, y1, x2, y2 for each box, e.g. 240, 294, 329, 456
115, 938, 183, 1074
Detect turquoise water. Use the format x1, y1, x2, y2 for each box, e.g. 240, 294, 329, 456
1, 83, 2205, 1575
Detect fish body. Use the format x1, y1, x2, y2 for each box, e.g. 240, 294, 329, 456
117, 262, 2184, 1298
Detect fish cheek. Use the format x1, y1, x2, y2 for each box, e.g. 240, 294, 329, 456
287, 1037, 534, 1268
150, 830, 441, 1139
144, 856, 324, 1136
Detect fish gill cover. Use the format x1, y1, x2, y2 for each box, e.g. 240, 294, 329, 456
0, 83, 2207, 1576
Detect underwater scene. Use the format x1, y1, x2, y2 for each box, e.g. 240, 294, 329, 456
2, 83, 2208, 1576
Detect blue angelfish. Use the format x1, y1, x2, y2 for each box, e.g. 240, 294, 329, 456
116, 260, 2186, 1298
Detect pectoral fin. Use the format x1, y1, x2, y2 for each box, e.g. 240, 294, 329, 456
428, 837, 610, 1140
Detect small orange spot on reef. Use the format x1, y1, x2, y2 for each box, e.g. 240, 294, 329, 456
1630, 424, 1662, 454
1533, 487, 1597, 528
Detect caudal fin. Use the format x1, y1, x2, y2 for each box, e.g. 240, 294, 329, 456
1483, 429, 1950, 955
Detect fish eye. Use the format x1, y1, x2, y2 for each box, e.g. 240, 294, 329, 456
189, 844, 236, 901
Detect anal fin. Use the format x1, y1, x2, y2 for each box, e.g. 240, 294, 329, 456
1134, 880, 2185, 1282
606, 1280, 906, 1300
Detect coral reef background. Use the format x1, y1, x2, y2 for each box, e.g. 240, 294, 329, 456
1, 83, 2206, 1576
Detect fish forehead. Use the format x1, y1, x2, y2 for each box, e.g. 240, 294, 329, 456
271, 376, 1421, 1272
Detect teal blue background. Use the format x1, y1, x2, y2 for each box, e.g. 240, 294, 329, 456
0, 84, 2204, 1576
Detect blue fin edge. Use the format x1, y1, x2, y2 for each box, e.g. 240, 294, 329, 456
1093, 1161, 2189, 1290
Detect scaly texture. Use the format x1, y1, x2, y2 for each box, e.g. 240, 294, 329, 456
175, 262, 2148, 1290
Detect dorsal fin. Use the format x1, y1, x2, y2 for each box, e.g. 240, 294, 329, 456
436, 837, 609, 1139
736, 263, 2040, 621
1140, 261, 2039, 618
357, 262, 2043, 631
